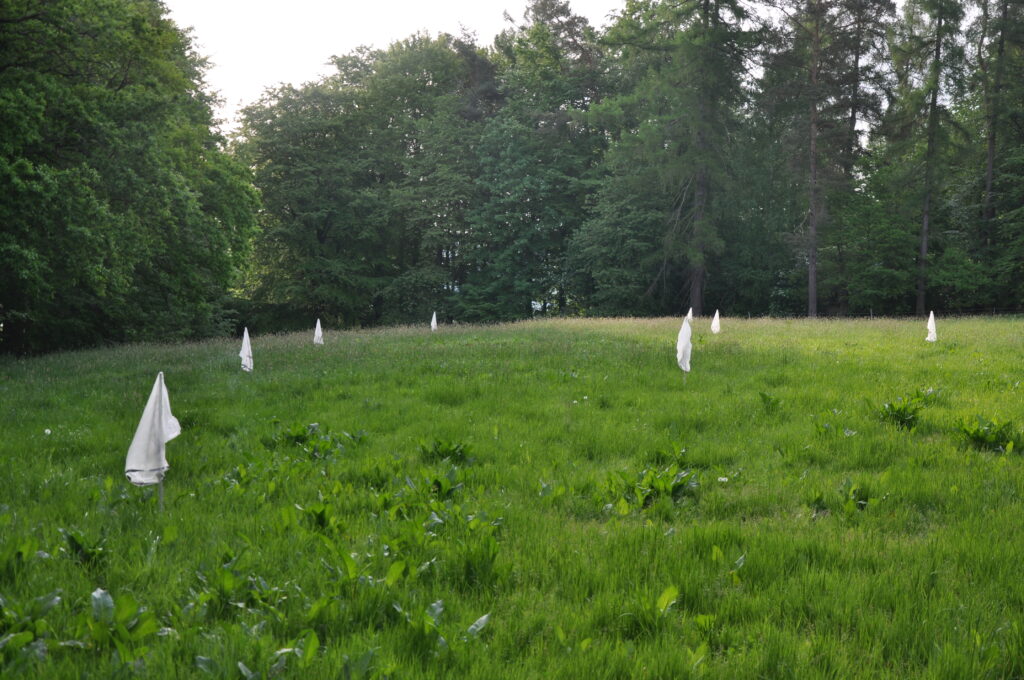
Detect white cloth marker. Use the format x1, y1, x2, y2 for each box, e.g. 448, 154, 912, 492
676, 317, 692, 374
125, 372, 180, 487
240, 327, 253, 372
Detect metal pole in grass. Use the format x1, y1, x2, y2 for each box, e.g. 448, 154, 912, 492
125, 372, 180, 507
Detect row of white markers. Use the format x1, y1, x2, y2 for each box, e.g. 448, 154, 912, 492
674, 309, 938, 374
237, 314, 438, 374
126, 312, 440, 489
125, 309, 939, 493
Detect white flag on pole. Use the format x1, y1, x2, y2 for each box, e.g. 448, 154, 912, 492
240, 327, 253, 372
431, 311, 438, 332
926, 311, 937, 342
314, 318, 324, 345
125, 372, 180, 486
711, 310, 721, 334
676, 317, 692, 373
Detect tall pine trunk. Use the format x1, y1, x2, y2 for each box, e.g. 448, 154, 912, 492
808, 99, 820, 318
806, 0, 823, 317
687, 0, 714, 317
690, 166, 710, 316
982, 0, 1008, 225
916, 13, 943, 316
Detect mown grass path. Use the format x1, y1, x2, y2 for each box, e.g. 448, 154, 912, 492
2, 317, 1023, 678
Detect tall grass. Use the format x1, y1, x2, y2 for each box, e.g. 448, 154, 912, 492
1, 317, 1023, 678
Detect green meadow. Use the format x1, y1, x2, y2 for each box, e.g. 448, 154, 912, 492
2, 317, 1023, 679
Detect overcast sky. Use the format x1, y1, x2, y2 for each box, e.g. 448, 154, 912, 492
163, 0, 625, 130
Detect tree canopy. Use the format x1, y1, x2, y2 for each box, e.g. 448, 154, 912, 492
3, 0, 1022, 353
0, 0, 257, 353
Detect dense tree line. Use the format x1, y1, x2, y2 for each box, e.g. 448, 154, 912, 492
237, 0, 1023, 329
2, 0, 1021, 352
0, 0, 257, 353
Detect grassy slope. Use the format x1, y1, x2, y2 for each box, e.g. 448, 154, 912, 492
1, 317, 1023, 678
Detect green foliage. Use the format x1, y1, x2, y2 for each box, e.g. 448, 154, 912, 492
77, 589, 161, 662
877, 396, 925, 430
58, 529, 106, 570
419, 440, 474, 465
0, 0, 258, 353
577, 0, 748, 316
759, 392, 781, 416
876, 388, 941, 431
959, 416, 1022, 453
604, 464, 699, 516
263, 421, 365, 460
5, 0, 1024, 350
0, 590, 62, 669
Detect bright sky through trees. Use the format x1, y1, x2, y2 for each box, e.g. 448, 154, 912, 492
163, 0, 624, 128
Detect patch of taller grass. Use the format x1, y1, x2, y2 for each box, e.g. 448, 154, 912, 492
1, 316, 1023, 677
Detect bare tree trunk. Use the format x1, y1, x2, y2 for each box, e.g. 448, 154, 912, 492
690, 161, 710, 316
982, 0, 1008, 225
807, 0, 822, 318
808, 102, 819, 318
916, 13, 943, 316
689, 263, 705, 316
844, 15, 864, 175
687, 0, 713, 318
917, 190, 932, 315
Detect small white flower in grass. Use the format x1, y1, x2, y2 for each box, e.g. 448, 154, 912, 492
44, 429, 52, 435
717, 477, 728, 483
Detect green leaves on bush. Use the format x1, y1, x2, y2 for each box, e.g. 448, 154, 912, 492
875, 388, 941, 431
419, 440, 474, 465
840, 478, 870, 513
264, 421, 365, 460
604, 465, 699, 516
959, 416, 1022, 454
759, 392, 781, 416
0, 590, 61, 666
878, 397, 921, 430
58, 529, 106, 569
79, 588, 161, 663
394, 599, 448, 657
0, 534, 44, 584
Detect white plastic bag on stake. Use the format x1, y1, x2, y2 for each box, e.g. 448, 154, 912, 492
711, 310, 721, 334
926, 311, 937, 342
676, 317, 692, 375
125, 372, 180, 487
240, 327, 253, 372
431, 312, 438, 332
314, 319, 324, 345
